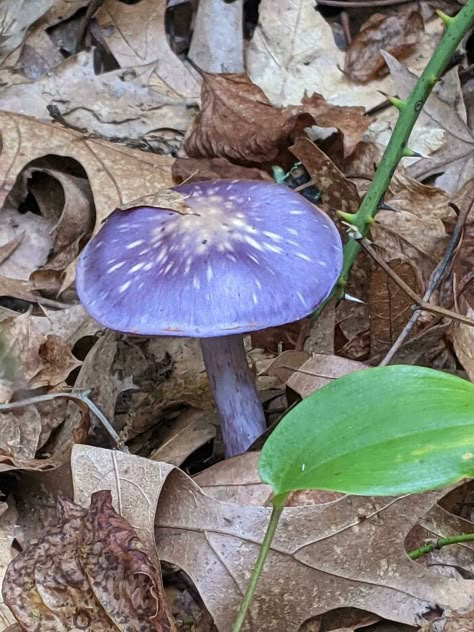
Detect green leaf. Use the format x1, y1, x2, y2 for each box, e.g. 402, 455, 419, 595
259, 366, 474, 499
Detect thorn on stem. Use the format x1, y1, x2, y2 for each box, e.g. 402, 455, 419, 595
435, 10, 455, 27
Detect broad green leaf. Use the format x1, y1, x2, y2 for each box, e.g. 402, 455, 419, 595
259, 366, 474, 500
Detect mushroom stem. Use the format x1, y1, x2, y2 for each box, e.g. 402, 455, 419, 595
200, 335, 267, 457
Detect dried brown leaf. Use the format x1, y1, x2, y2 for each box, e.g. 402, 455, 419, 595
290, 137, 360, 212
184, 72, 313, 165
286, 353, 367, 399
383, 53, 474, 193
3, 491, 175, 631
0, 312, 80, 389
172, 157, 271, 184
373, 171, 453, 284
72, 446, 474, 632
184, 73, 368, 165
262, 350, 310, 384
368, 260, 423, 360
0, 111, 173, 234
0, 498, 18, 628
96, 0, 198, 96
345, 12, 424, 83
246, 0, 441, 112
1, 47, 198, 141
150, 408, 217, 467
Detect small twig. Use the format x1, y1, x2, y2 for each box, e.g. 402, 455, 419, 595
359, 239, 474, 328
380, 200, 473, 365
0, 390, 127, 450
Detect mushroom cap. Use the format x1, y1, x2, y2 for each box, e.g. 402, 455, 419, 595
76, 180, 342, 337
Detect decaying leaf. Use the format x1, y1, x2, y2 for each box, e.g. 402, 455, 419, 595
345, 11, 424, 83
150, 408, 217, 467
368, 260, 423, 360
373, 170, 453, 283
96, 0, 198, 95
290, 137, 360, 212
184, 73, 368, 165
0, 499, 18, 628
286, 353, 367, 399
172, 157, 271, 184
246, 0, 442, 110
383, 53, 474, 193
0, 312, 80, 390
72, 445, 474, 632
0, 111, 173, 233
3, 490, 175, 631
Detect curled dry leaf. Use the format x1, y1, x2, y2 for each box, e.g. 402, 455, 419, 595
0, 111, 173, 233
184, 73, 369, 165
0, 499, 18, 628
345, 11, 424, 83
3, 491, 175, 631
72, 445, 474, 632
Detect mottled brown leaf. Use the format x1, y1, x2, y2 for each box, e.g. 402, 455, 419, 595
290, 137, 360, 212
3, 491, 175, 631
345, 11, 424, 83
72, 446, 474, 632
368, 260, 422, 360
184, 73, 369, 165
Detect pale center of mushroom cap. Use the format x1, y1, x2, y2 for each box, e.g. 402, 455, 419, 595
151, 192, 260, 255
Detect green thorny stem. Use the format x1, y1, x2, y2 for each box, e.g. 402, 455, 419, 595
233, 5, 474, 631
232, 499, 286, 632
333, 3, 474, 297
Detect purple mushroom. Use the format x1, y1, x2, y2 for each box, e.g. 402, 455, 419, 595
76, 180, 342, 456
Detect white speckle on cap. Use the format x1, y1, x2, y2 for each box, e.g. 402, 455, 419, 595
108, 261, 125, 273
255, 279, 262, 289
296, 252, 313, 262
207, 265, 213, 282
163, 262, 174, 274
252, 292, 258, 304
94, 240, 103, 249
287, 228, 298, 236
318, 259, 328, 267
248, 254, 260, 264
193, 275, 201, 290
297, 291, 306, 305
244, 236, 263, 251
264, 243, 283, 254
119, 280, 131, 293
126, 240, 144, 249
262, 230, 283, 242
143, 262, 153, 271
129, 263, 145, 273
289, 210, 304, 215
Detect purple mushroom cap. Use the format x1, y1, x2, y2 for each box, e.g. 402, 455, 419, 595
76, 180, 342, 337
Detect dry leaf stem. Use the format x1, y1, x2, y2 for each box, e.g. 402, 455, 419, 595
232, 503, 286, 632
338, 2, 474, 287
